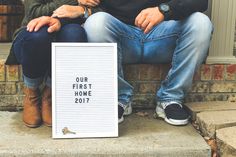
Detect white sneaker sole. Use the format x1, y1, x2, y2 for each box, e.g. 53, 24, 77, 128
155, 106, 189, 126
118, 116, 124, 124
123, 103, 132, 116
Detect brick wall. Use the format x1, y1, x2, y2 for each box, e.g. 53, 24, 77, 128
0, 59, 235, 111
0, 60, 23, 111
124, 64, 236, 109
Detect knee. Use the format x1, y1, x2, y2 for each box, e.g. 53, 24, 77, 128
84, 12, 113, 41
13, 27, 52, 63
58, 24, 87, 42
185, 12, 213, 43
24, 26, 52, 46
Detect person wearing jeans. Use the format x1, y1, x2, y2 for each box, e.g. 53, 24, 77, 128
13, 24, 86, 128
84, 0, 213, 125
5, 0, 99, 128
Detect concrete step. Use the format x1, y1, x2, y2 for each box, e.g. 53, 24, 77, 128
186, 101, 236, 121
0, 111, 210, 157
217, 126, 236, 157
186, 101, 236, 156
186, 101, 236, 138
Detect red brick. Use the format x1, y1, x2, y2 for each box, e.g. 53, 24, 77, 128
139, 64, 161, 81
0, 59, 5, 81
124, 65, 138, 81
139, 82, 158, 94
193, 68, 201, 81
212, 65, 224, 80
225, 64, 236, 80
201, 64, 212, 81
6, 65, 19, 81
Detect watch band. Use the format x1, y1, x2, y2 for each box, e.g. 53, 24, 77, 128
79, 5, 89, 19
158, 3, 172, 21
83, 6, 89, 19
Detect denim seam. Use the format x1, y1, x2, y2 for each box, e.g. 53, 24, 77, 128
119, 32, 136, 40
145, 33, 178, 42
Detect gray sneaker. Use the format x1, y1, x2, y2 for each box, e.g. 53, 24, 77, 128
156, 101, 190, 126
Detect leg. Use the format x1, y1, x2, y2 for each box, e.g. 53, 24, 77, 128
142, 12, 213, 125
13, 26, 53, 88
41, 24, 88, 126
84, 12, 143, 123
84, 12, 142, 104
141, 12, 213, 102
13, 26, 54, 127
45, 23, 88, 88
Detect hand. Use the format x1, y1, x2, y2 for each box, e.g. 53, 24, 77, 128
27, 16, 61, 33
135, 7, 164, 34
78, 0, 100, 7
52, 5, 84, 19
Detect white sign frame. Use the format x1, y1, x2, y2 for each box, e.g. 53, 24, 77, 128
52, 43, 118, 138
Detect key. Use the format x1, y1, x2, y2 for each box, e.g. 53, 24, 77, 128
62, 127, 76, 135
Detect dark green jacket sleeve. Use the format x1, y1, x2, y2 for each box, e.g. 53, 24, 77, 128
5, 0, 80, 65
167, 0, 208, 20
24, 0, 78, 20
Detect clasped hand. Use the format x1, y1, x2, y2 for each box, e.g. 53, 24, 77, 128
135, 7, 164, 34
52, 0, 100, 19
26, 0, 100, 33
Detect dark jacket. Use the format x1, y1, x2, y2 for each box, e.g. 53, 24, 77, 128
92, 0, 208, 25
5, 0, 208, 65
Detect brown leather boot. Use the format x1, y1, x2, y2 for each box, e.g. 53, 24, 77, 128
23, 87, 42, 128
42, 86, 52, 127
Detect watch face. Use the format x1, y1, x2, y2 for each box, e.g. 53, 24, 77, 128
160, 4, 170, 12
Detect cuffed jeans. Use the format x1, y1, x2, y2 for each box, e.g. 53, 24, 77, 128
13, 24, 87, 88
84, 12, 213, 104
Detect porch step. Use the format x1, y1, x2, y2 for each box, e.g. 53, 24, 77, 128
217, 127, 236, 157
0, 111, 210, 157
186, 101, 236, 156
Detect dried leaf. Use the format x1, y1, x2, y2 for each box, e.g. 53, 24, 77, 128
212, 152, 217, 157
206, 139, 218, 157
135, 111, 149, 117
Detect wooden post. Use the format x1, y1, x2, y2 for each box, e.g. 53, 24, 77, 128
207, 0, 236, 64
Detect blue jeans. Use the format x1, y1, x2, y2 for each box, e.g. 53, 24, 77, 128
84, 12, 213, 104
13, 24, 87, 88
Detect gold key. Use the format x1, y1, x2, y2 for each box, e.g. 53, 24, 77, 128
62, 127, 76, 135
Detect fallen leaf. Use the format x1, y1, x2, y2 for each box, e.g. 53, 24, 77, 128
206, 139, 218, 157
135, 111, 149, 117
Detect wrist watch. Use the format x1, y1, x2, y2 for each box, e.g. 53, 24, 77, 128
83, 6, 89, 19
80, 5, 89, 19
158, 3, 171, 20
